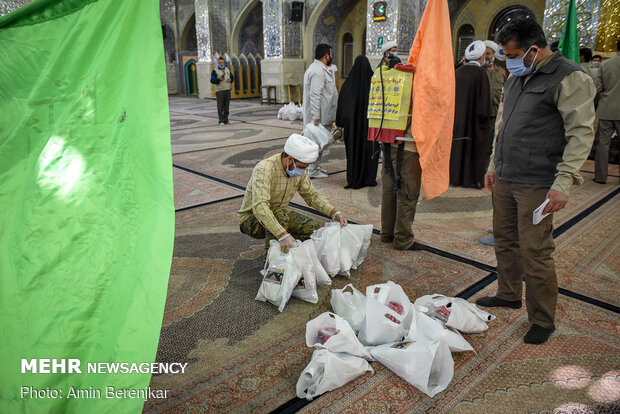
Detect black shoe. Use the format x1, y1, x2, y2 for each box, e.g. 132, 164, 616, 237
475, 296, 522, 309
406, 242, 425, 251
524, 324, 555, 344
593, 178, 606, 184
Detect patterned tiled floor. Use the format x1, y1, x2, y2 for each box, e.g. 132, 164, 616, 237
151, 96, 620, 414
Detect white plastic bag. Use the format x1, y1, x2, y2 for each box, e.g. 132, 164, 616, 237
370, 339, 454, 397
338, 224, 373, 277
311, 223, 341, 276
296, 349, 373, 400
305, 312, 371, 359
414, 294, 496, 333
255, 240, 303, 312
330, 284, 366, 332
300, 239, 331, 285
277, 102, 303, 121
406, 305, 474, 353
291, 243, 319, 304
303, 122, 332, 150
358, 281, 413, 346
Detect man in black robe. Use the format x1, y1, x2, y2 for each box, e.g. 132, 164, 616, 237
336, 55, 378, 189
449, 40, 491, 188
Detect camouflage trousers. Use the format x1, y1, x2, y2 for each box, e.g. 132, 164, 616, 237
239, 207, 320, 248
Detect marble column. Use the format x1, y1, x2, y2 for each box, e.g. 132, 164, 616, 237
261, 0, 306, 103
195, 0, 214, 99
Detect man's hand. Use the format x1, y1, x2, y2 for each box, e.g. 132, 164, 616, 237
331, 211, 347, 227
278, 234, 296, 253
542, 189, 568, 214
484, 172, 496, 191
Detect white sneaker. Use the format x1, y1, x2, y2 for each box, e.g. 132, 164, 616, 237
319, 167, 328, 174
218, 122, 225, 125
308, 170, 328, 179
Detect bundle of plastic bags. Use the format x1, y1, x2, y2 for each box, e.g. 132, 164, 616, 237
303, 122, 332, 150
296, 349, 373, 400
311, 223, 373, 277
358, 281, 413, 346
298, 281, 498, 399
414, 294, 496, 333
277, 102, 303, 121
370, 339, 454, 397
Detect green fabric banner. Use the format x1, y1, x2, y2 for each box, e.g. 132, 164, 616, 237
0, 1, 174, 412
558, 0, 580, 64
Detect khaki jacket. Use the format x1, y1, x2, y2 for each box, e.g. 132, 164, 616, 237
595, 54, 620, 120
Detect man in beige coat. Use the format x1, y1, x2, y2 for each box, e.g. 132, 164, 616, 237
593, 40, 620, 184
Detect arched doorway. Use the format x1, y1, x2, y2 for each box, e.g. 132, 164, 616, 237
488, 6, 536, 40
232, 0, 264, 56
184, 59, 198, 95
456, 24, 475, 60
181, 14, 197, 52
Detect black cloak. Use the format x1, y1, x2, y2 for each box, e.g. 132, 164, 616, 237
336, 55, 379, 189
449, 63, 491, 188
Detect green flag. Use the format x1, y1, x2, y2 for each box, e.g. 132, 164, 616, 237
0, 1, 174, 412
558, 0, 580, 63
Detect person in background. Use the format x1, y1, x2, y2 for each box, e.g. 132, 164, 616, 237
591, 54, 602, 71
237, 134, 347, 253
593, 39, 620, 184
303, 43, 339, 179
380, 40, 400, 68
477, 18, 595, 345
482, 40, 508, 150
336, 55, 378, 189
449, 40, 491, 189
580, 47, 596, 81
210, 56, 234, 125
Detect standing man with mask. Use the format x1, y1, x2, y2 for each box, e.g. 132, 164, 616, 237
210, 56, 234, 125
303, 44, 338, 179
477, 18, 595, 345
237, 134, 347, 252
482, 40, 508, 148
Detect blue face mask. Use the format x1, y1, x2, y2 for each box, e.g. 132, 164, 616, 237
505, 46, 538, 77
218, 64, 225, 69
286, 160, 305, 177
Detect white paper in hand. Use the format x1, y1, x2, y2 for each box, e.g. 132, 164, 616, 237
533, 199, 550, 225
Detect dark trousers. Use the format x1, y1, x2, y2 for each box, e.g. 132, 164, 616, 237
594, 119, 620, 183
493, 179, 557, 329
381, 145, 422, 250
216, 90, 231, 123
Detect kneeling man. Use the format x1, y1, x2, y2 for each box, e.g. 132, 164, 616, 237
237, 134, 347, 252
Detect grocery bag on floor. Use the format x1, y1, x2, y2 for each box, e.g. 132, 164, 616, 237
277, 102, 302, 121
406, 305, 474, 353
414, 294, 495, 333
311, 223, 341, 276
358, 281, 413, 346
305, 312, 370, 359
330, 284, 366, 332
339, 224, 373, 277
255, 240, 303, 312
296, 349, 373, 400
370, 339, 454, 397
291, 243, 319, 304
301, 239, 331, 285
303, 122, 332, 150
